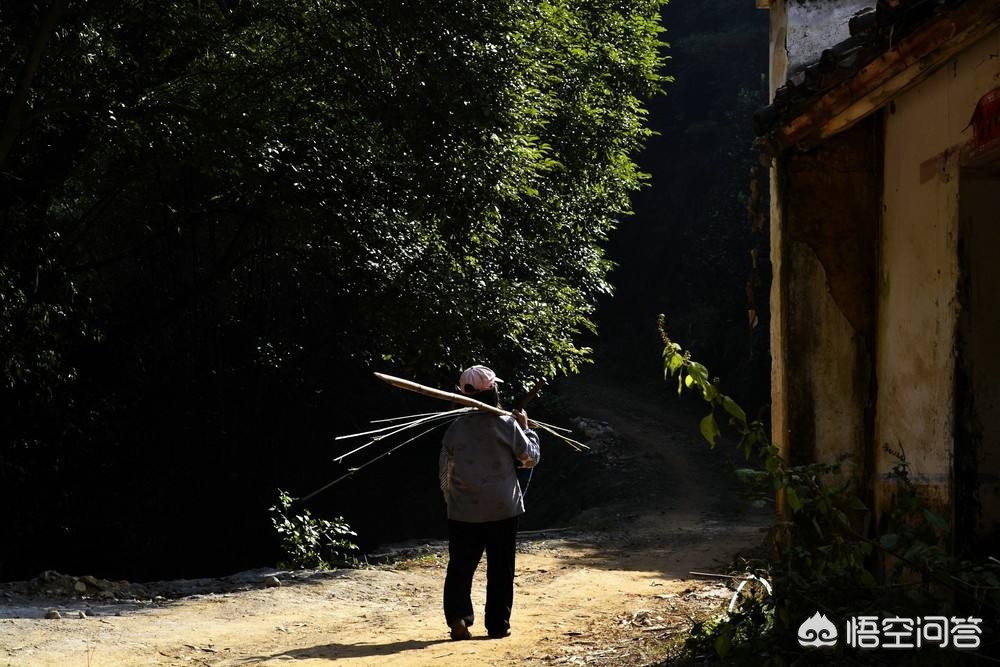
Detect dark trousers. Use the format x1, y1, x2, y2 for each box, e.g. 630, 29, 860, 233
443, 516, 518, 635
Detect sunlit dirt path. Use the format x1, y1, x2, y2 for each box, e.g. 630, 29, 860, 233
1, 376, 768, 666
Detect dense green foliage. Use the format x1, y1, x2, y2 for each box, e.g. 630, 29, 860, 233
660, 317, 1000, 665
0, 0, 665, 578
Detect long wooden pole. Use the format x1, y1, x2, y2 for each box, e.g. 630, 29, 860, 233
372, 372, 587, 450
374, 372, 512, 417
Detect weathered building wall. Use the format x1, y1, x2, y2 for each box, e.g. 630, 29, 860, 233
876, 30, 1000, 519
775, 117, 880, 477
768, 0, 879, 483
769, 0, 790, 458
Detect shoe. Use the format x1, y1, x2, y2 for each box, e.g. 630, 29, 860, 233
487, 629, 511, 639
449, 619, 471, 641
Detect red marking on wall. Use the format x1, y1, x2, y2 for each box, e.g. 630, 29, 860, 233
970, 87, 1000, 149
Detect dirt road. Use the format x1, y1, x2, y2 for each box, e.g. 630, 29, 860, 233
1, 375, 769, 666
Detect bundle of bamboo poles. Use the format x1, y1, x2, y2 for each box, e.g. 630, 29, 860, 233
371, 373, 584, 448
298, 372, 585, 503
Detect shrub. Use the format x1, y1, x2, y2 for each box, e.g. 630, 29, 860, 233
269, 489, 360, 570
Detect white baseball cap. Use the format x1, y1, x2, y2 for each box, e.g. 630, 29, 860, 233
458, 365, 504, 395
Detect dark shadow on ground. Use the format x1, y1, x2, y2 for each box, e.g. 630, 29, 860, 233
243, 638, 453, 662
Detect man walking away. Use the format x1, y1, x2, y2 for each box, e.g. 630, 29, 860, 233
438, 365, 541, 640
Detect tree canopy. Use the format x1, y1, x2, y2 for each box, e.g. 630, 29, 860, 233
0, 0, 666, 578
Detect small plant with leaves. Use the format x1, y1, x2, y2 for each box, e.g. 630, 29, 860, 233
270, 489, 361, 570
658, 315, 1000, 664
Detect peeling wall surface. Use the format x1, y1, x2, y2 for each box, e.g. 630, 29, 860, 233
785, 0, 874, 74
778, 117, 880, 475
876, 30, 1000, 516
782, 242, 868, 466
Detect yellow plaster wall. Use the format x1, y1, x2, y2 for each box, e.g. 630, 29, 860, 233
877, 29, 1000, 513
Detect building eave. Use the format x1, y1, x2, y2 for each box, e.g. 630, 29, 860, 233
758, 0, 1000, 151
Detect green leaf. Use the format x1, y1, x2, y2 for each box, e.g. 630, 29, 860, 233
699, 413, 720, 447
879, 533, 899, 550
719, 394, 747, 425
701, 382, 718, 401
667, 352, 684, 374
785, 486, 802, 512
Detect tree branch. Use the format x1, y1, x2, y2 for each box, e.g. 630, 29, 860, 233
0, 0, 70, 169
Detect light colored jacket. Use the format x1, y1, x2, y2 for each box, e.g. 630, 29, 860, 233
438, 412, 541, 523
